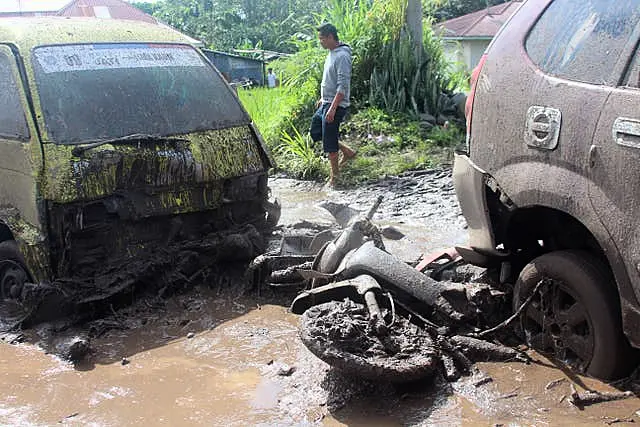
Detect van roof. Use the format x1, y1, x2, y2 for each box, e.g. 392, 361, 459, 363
0, 17, 191, 52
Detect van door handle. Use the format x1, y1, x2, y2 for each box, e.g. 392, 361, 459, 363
613, 117, 640, 149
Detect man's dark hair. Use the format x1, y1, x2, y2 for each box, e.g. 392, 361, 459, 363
268, 68, 273, 72
317, 23, 339, 41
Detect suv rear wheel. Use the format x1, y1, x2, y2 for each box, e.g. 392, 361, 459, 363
513, 250, 635, 380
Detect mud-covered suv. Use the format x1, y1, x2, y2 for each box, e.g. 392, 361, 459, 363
0, 18, 273, 322
454, 0, 640, 379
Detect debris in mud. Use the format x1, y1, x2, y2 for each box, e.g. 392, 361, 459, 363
569, 384, 634, 409
545, 377, 567, 391
318, 201, 361, 228
249, 194, 525, 385
473, 376, 494, 387
277, 364, 297, 376
33, 325, 92, 363
268, 262, 314, 286
300, 300, 439, 383
2, 224, 266, 331
380, 226, 405, 240
51, 334, 91, 363
60, 412, 80, 421
449, 335, 529, 363
603, 417, 635, 425
496, 387, 520, 400
0, 332, 25, 344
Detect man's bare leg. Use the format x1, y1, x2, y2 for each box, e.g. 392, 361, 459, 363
338, 142, 356, 167
328, 151, 340, 187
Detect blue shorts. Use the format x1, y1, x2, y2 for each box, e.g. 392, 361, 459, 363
310, 104, 348, 153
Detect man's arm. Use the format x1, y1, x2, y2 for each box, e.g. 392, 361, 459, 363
325, 92, 344, 123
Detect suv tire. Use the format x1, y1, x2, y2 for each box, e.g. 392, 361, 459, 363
513, 250, 635, 380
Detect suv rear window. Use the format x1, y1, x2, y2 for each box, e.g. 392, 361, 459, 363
32, 43, 250, 144
0, 50, 29, 140
526, 0, 640, 85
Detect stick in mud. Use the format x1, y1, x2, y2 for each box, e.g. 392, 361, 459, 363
440, 352, 460, 381
473, 376, 494, 387
450, 335, 530, 363
545, 378, 567, 391
569, 383, 634, 409
604, 417, 635, 425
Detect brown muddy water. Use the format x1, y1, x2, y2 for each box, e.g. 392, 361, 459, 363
1, 174, 639, 426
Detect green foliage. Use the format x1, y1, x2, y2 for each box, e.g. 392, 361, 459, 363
277, 124, 327, 180
341, 107, 396, 137
427, 123, 464, 147
368, 18, 453, 117
336, 106, 463, 186
321, 0, 408, 104
135, 0, 322, 52
445, 55, 471, 92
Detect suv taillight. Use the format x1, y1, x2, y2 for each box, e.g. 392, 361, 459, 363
463, 53, 487, 154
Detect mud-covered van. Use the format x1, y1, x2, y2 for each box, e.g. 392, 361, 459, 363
0, 18, 273, 323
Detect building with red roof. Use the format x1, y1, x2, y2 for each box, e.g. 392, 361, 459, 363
435, 1, 523, 71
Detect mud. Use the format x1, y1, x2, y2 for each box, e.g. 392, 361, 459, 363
0, 224, 266, 332
1, 169, 640, 426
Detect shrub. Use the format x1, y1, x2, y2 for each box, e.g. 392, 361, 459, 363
277, 123, 327, 180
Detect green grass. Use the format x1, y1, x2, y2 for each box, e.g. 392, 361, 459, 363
238, 87, 292, 149
277, 123, 328, 180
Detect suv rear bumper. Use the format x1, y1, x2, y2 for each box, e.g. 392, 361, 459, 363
453, 154, 496, 256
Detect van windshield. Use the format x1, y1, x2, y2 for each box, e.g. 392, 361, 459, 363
32, 43, 250, 144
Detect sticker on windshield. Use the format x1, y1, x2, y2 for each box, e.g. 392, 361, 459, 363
33, 44, 205, 73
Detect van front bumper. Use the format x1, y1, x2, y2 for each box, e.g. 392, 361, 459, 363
453, 154, 496, 261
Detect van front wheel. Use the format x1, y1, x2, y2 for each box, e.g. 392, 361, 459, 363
513, 250, 635, 380
0, 241, 33, 327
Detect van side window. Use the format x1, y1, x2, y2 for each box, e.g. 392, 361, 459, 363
525, 0, 640, 86
0, 51, 29, 140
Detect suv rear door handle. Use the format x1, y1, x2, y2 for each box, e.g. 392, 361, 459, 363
613, 117, 640, 149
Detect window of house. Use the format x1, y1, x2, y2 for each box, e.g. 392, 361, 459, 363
0, 50, 29, 141
525, 0, 640, 85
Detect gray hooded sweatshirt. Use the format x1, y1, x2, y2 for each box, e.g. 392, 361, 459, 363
321, 43, 352, 108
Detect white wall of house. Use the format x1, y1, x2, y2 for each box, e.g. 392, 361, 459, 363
442, 39, 491, 72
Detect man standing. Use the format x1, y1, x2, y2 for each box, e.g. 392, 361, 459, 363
310, 23, 356, 188
267, 68, 277, 88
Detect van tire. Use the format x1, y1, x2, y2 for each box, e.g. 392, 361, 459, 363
513, 250, 636, 380
0, 240, 30, 299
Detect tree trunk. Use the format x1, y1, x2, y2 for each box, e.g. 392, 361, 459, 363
406, 0, 423, 62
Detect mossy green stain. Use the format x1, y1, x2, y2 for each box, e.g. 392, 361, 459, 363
42, 127, 264, 206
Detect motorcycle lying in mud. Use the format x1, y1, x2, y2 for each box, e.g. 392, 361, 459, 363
250, 197, 532, 383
